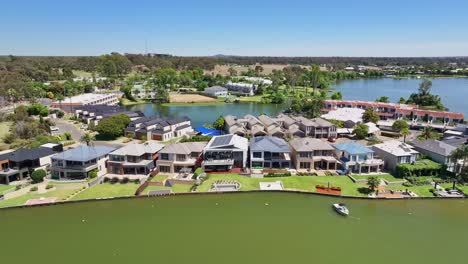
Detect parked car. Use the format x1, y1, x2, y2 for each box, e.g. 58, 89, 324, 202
50, 126, 60, 132
328, 136, 337, 142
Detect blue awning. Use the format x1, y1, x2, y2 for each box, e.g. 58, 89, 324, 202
195, 127, 222, 136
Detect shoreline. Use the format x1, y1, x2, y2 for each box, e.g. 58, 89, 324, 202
1, 189, 465, 211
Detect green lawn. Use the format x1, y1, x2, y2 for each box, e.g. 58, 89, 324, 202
196, 174, 369, 197
0, 187, 82, 208
71, 183, 139, 201
143, 184, 193, 194
237, 95, 263, 102
385, 184, 435, 197
0, 184, 15, 195
352, 174, 402, 182
150, 174, 169, 182
72, 70, 93, 78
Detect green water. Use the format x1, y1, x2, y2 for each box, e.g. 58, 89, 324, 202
1, 193, 468, 264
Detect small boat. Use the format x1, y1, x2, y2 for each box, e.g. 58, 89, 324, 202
332, 203, 349, 216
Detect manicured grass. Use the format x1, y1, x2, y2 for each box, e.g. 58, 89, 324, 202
352, 174, 402, 182
71, 183, 139, 201
237, 95, 263, 102
0, 184, 15, 194
385, 184, 435, 197
196, 174, 368, 197
119, 98, 148, 106
150, 174, 169, 182
143, 184, 193, 194
0, 187, 82, 208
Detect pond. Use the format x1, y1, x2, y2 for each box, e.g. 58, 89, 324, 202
1, 193, 467, 264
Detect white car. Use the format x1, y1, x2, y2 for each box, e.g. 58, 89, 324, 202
50, 126, 60, 132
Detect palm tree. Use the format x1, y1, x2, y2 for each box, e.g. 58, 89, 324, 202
80, 133, 95, 146
420, 126, 435, 140
400, 127, 411, 143
367, 176, 380, 193
449, 145, 468, 188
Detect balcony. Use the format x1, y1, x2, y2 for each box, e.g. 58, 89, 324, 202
202, 159, 235, 166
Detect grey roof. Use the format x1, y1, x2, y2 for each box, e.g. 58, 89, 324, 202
211, 135, 234, 147
205, 134, 248, 150
410, 139, 456, 157
127, 116, 191, 131
289, 138, 334, 152
0, 147, 57, 162
52, 145, 115, 162
250, 136, 290, 153
110, 142, 164, 156
204, 86, 227, 93
159, 142, 207, 155
441, 136, 468, 148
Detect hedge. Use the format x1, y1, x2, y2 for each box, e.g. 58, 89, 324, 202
395, 159, 442, 178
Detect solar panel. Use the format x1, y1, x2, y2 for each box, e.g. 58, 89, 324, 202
211, 135, 233, 147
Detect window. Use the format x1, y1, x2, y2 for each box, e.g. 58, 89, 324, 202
252, 152, 262, 158
159, 165, 170, 173
299, 152, 309, 158
160, 153, 170, 160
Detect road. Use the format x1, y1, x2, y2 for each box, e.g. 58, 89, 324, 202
53, 119, 84, 141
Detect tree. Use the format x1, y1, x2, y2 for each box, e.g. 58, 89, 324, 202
392, 120, 409, 132
362, 108, 379, 123
367, 176, 380, 192
398, 97, 406, 104
330, 92, 342, 100
31, 169, 46, 183
354, 124, 369, 139
449, 145, 468, 185
400, 127, 411, 143
375, 96, 389, 103
95, 114, 131, 139
80, 133, 95, 146
254, 65, 264, 74
419, 126, 438, 140
212, 116, 225, 131
406, 79, 446, 110
228, 67, 237, 77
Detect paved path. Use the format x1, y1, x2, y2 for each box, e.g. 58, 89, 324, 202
54, 119, 84, 141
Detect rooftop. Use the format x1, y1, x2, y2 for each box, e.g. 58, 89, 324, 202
52, 93, 117, 104
250, 136, 290, 153
410, 139, 456, 157
321, 108, 364, 123
289, 138, 334, 152
372, 140, 419, 156
159, 142, 207, 155
333, 142, 373, 155
205, 134, 248, 150
52, 145, 116, 162
110, 142, 164, 156
0, 147, 57, 162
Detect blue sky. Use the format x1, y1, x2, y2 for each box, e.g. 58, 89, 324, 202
1, 0, 468, 56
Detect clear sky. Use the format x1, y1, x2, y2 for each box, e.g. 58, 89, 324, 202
2, 0, 468, 57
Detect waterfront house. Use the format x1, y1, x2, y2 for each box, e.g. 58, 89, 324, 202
125, 116, 194, 141
333, 142, 384, 174
276, 114, 305, 138
372, 140, 419, 171
0, 144, 62, 184
250, 136, 291, 169
224, 82, 257, 96
203, 86, 228, 97
409, 139, 457, 172
244, 115, 268, 137
107, 142, 164, 178
292, 116, 337, 138
258, 115, 284, 137
223, 115, 248, 136
321, 108, 363, 128
75, 105, 144, 126
156, 142, 207, 173
202, 134, 248, 172
289, 138, 340, 171
51, 145, 115, 180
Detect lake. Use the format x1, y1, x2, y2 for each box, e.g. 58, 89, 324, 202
1, 193, 467, 264
333, 77, 468, 114
126, 78, 468, 127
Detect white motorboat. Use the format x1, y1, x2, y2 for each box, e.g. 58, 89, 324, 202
332, 203, 349, 216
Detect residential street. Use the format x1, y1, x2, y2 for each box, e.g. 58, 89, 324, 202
53, 119, 84, 141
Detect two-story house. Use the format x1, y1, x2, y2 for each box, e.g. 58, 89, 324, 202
333, 142, 384, 174
372, 140, 419, 171
107, 142, 164, 178
125, 116, 194, 141
51, 145, 115, 180
293, 116, 337, 139
250, 136, 291, 169
202, 134, 249, 172
258, 115, 284, 137
289, 138, 340, 171
0, 144, 62, 184
156, 142, 207, 174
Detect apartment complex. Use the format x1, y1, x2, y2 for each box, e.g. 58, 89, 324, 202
224, 82, 257, 96
125, 116, 194, 141
75, 105, 144, 125
203, 86, 228, 97
50, 93, 120, 112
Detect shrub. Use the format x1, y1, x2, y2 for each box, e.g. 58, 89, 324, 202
121, 177, 129, 184
30, 169, 46, 183
265, 172, 292, 177
15, 185, 22, 191
134, 179, 140, 184
30, 186, 38, 192
63, 132, 72, 140
88, 169, 98, 179
103, 177, 110, 183
45, 184, 54, 190
110, 177, 119, 184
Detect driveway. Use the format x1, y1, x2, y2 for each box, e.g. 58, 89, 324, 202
53, 119, 84, 141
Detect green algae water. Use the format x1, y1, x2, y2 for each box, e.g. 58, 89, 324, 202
1, 193, 468, 264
